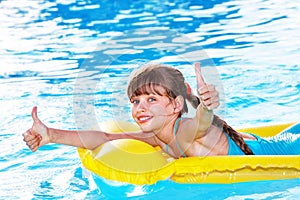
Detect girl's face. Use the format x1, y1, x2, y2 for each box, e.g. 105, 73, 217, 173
130, 86, 177, 133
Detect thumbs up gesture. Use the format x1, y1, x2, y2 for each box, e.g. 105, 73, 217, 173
194, 62, 220, 110
22, 107, 50, 152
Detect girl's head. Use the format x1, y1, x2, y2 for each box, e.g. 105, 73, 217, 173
127, 63, 190, 116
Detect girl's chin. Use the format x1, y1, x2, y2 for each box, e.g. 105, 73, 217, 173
139, 124, 153, 132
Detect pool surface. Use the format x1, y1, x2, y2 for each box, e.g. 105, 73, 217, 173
1, 0, 299, 199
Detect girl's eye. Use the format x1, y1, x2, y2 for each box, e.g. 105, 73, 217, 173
131, 99, 139, 104
148, 97, 156, 102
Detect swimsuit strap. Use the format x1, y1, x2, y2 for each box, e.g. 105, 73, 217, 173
173, 117, 187, 157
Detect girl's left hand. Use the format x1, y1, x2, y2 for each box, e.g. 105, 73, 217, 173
194, 62, 220, 110
22, 107, 50, 152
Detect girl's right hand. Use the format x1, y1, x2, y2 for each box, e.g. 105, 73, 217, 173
22, 106, 50, 152
194, 62, 220, 110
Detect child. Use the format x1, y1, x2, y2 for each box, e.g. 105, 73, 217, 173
23, 63, 300, 157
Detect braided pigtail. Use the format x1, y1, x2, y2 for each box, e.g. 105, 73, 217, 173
185, 82, 201, 109
185, 89, 254, 155
213, 115, 254, 155
186, 93, 201, 109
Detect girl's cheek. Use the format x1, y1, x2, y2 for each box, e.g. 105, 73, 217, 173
151, 104, 167, 113
131, 106, 136, 115
131, 105, 140, 117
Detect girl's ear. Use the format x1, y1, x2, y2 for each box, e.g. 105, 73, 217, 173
173, 95, 184, 113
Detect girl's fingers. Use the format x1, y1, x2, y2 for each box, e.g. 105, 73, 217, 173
200, 91, 219, 102
198, 85, 218, 101
198, 86, 219, 110
201, 97, 220, 107
22, 130, 35, 141
200, 96, 220, 109
28, 143, 39, 152
197, 84, 216, 95
23, 130, 41, 151
206, 102, 220, 110
23, 129, 41, 141
27, 139, 40, 152
25, 135, 40, 146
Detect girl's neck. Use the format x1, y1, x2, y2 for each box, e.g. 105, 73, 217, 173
154, 115, 179, 144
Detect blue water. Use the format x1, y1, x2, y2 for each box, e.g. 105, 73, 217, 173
1, 0, 299, 199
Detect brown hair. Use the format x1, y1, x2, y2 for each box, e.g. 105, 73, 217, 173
127, 63, 254, 155
127, 63, 190, 116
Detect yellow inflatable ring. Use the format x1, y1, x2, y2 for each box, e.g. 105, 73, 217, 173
78, 121, 300, 185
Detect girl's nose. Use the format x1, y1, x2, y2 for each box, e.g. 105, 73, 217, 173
136, 99, 148, 112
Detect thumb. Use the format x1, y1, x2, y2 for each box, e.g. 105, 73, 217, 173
31, 106, 39, 122
194, 62, 206, 87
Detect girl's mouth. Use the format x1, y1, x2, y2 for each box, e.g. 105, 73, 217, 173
137, 116, 153, 123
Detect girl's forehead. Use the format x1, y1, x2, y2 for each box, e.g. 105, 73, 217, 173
137, 84, 167, 93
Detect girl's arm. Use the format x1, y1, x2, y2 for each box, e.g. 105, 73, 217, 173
46, 128, 148, 150
23, 107, 154, 152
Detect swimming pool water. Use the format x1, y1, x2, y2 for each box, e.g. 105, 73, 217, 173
1, 0, 299, 199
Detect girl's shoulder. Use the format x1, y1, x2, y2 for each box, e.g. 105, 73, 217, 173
176, 117, 201, 140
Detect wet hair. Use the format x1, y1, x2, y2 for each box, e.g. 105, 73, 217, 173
127, 63, 254, 155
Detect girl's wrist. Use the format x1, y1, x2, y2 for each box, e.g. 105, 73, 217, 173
47, 128, 54, 143
197, 104, 213, 126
